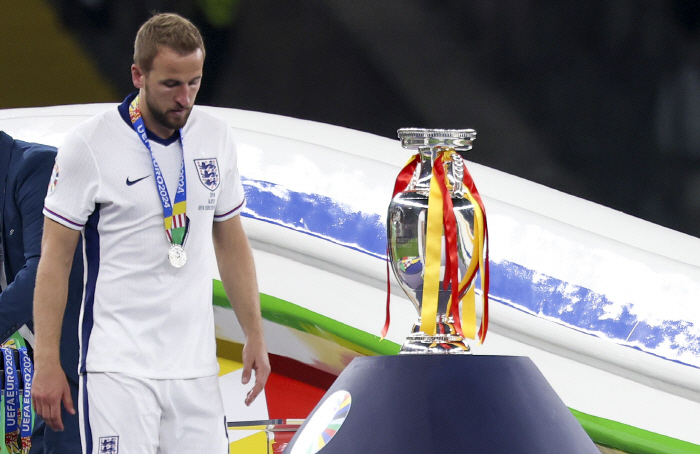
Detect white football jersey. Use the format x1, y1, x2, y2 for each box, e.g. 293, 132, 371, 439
44, 100, 245, 379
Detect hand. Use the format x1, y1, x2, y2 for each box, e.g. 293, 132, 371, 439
241, 333, 270, 406
32, 361, 75, 431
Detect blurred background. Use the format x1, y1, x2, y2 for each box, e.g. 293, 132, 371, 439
3, 0, 700, 238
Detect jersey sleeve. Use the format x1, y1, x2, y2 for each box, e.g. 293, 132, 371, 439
213, 128, 246, 222
43, 130, 100, 230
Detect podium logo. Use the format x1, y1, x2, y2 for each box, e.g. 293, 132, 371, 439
291, 390, 352, 454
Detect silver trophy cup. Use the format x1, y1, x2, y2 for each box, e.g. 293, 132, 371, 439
388, 128, 479, 354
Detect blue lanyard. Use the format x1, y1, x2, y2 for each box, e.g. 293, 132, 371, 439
2, 346, 19, 453
128, 96, 189, 245
18, 347, 33, 453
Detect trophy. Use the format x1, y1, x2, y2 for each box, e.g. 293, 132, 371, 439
384, 128, 489, 354
285, 130, 601, 454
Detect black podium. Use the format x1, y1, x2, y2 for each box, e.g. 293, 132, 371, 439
283, 355, 600, 453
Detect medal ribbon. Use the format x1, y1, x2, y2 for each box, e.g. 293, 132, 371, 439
128, 96, 189, 247
18, 347, 32, 454
2, 347, 20, 454
383, 150, 489, 343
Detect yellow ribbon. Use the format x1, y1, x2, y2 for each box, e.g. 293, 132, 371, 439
420, 167, 444, 336
475, 203, 488, 345
461, 185, 487, 343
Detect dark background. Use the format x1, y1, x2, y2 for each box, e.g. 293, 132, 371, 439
7, 0, 700, 238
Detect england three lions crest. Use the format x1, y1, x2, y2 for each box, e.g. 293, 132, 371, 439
194, 158, 220, 191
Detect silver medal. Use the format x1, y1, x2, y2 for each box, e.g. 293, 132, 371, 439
168, 244, 187, 268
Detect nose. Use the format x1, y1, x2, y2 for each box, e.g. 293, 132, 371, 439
175, 85, 191, 107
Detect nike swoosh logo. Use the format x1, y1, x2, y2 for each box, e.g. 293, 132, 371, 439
126, 175, 151, 186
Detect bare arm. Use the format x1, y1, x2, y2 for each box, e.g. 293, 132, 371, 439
212, 215, 270, 406
32, 217, 81, 431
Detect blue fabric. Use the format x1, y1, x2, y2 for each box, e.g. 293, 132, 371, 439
80, 206, 100, 375
0, 131, 83, 453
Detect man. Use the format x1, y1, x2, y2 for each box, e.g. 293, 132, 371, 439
31, 13, 270, 453
0, 131, 83, 453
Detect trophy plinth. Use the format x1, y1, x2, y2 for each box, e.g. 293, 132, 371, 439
282, 356, 601, 454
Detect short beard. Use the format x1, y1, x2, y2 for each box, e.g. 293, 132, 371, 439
145, 94, 191, 132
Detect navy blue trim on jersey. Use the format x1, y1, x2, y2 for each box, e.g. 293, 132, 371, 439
81, 374, 93, 454
213, 198, 246, 220
80, 204, 101, 375
44, 207, 85, 229
118, 93, 180, 146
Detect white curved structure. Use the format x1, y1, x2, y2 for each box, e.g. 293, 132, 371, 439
2, 104, 698, 451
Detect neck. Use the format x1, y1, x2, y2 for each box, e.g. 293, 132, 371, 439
137, 94, 175, 140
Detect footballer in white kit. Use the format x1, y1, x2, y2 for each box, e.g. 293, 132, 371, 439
43, 93, 244, 452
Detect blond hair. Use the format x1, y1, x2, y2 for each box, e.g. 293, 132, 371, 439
133, 13, 205, 72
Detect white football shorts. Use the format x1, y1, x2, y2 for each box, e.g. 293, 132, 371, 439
79, 372, 229, 454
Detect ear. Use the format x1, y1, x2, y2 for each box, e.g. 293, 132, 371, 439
131, 64, 146, 89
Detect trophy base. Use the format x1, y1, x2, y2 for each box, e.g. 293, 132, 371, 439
399, 337, 471, 354
399, 320, 471, 354
399, 335, 471, 355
